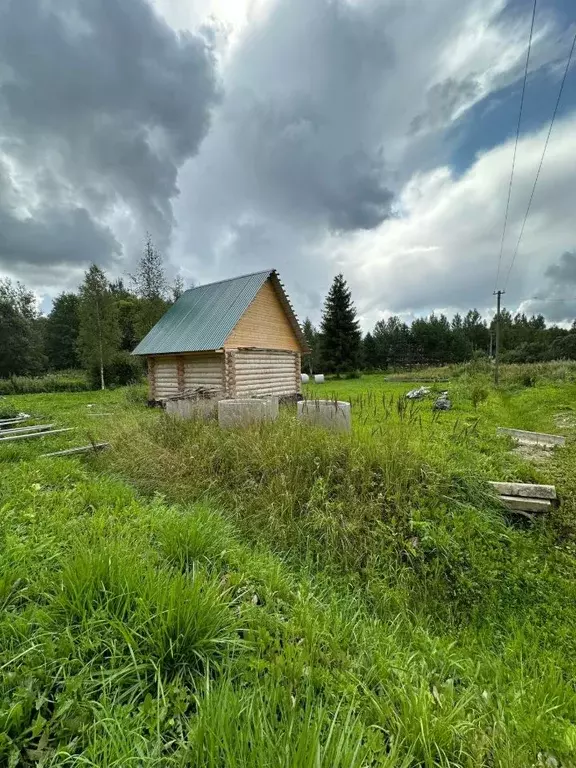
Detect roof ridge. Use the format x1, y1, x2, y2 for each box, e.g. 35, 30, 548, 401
184, 268, 274, 294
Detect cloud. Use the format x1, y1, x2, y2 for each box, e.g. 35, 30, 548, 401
0, 0, 219, 286
332, 112, 576, 328
545, 251, 576, 284
171, 0, 566, 316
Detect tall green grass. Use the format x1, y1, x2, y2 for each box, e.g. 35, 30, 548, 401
2, 376, 576, 765
0, 370, 90, 395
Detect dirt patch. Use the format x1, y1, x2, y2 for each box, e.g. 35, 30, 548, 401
554, 412, 576, 430
512, 443, 555, 464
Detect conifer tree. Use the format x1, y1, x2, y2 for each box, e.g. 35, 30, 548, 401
320, 274, 361, 374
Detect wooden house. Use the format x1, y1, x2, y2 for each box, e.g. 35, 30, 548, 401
132, 269, 309, 402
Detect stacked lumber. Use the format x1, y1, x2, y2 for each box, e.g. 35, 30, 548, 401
488, 481, 557, 515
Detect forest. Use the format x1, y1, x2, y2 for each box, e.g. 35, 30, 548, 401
2, 247, 576, 386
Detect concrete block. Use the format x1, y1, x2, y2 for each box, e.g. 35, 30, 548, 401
314, 374, 325, 384
218, 398, 278, 429
297, 400, 351, 433
165, 397, 219, 422
497, 427, 566, 447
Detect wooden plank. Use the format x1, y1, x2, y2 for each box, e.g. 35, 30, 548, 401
499, 495, 552, 513
41, 443, 110, 458
0, 415, 32, 427
0, 424, 54, 436
0, 428, 74, 442
497, 427, 566, 447
489, 481, 556, 500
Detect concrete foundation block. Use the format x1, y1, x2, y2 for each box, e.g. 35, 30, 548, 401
218, 398, 278, 429
165, 397, 220, 422
297, 400, 351, 433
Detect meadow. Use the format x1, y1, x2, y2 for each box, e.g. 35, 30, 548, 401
1, 364, 576, 766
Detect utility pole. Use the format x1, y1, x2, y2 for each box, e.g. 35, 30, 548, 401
493, 290, 505, 386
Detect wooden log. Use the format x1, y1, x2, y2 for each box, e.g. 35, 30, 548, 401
0, 424, 54, 436
499, 495, 552, 514
42, 443, 110, 458
0, 428, 74, 442
497, 427, 566, 447
488, 481, 557, 500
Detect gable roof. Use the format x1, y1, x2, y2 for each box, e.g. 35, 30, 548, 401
132, 269, 308, 356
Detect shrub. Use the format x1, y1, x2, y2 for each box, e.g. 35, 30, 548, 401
470, 385, 488, 408
0, 371, 89, 395
89, 352, 144, 389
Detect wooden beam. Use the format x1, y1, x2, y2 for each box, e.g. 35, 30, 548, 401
488, 481, 556, 500
41, 443, 110, 458
0, 428, 74, 442
0, 415, 32, 427
497, 427, 566, 447
0, 424, 54, 436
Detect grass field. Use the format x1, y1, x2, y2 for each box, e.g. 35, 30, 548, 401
1, 369, 576, 766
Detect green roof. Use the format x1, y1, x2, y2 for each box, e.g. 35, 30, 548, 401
132, 269, 305, 356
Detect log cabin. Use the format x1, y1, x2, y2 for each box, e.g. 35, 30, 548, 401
132, 269, 309, 402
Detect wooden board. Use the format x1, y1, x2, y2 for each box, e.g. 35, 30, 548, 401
42, 443, 110, 458
497, 427, 565, 447
225, 279, 302, 352
488, 481, 556, 500
0, 415, 32, 427
0, 428, 74, 442
0, 424, 54, 436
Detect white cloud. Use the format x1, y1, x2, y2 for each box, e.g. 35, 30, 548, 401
334, 112, 576, 329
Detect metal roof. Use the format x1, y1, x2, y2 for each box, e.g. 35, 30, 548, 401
132, 269, 307, 356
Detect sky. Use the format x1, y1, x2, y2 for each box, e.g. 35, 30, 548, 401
1, 0, 576, 329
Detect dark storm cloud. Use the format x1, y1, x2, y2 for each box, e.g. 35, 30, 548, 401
0, 0, 219, 278
545, 251, 576, 284
183, 0, 397, 238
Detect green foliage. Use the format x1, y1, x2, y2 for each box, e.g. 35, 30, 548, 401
0, 278, 46, 377
471, 384, 489, 408
2, 370, 576, 765
302, 317, 322, 374
88, 351, 143, 389
320, 274, 361, 374
130, 234, 170, 341
0, 370, 89, 395
44, 293, 81, 370
78, 265, 121, 389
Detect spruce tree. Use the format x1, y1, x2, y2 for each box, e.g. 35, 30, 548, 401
320, 274, 361, 374
78, 265, 120, 390
362, 331, 378, 370
44, 293, 81, 370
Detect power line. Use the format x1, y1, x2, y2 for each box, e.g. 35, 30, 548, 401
503, 29, 576, 291
493, 0, 537, 293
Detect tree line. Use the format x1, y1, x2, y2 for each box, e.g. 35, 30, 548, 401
304, 275, 576, 374
0, 236, 183, 387
3, 261, 576, 385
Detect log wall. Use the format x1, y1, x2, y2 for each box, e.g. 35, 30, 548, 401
233, 349, 301, 397
149, 353, 224, 399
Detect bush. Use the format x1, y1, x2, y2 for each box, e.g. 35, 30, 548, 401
0, 371, 89, 395
89, 352, 144, 389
